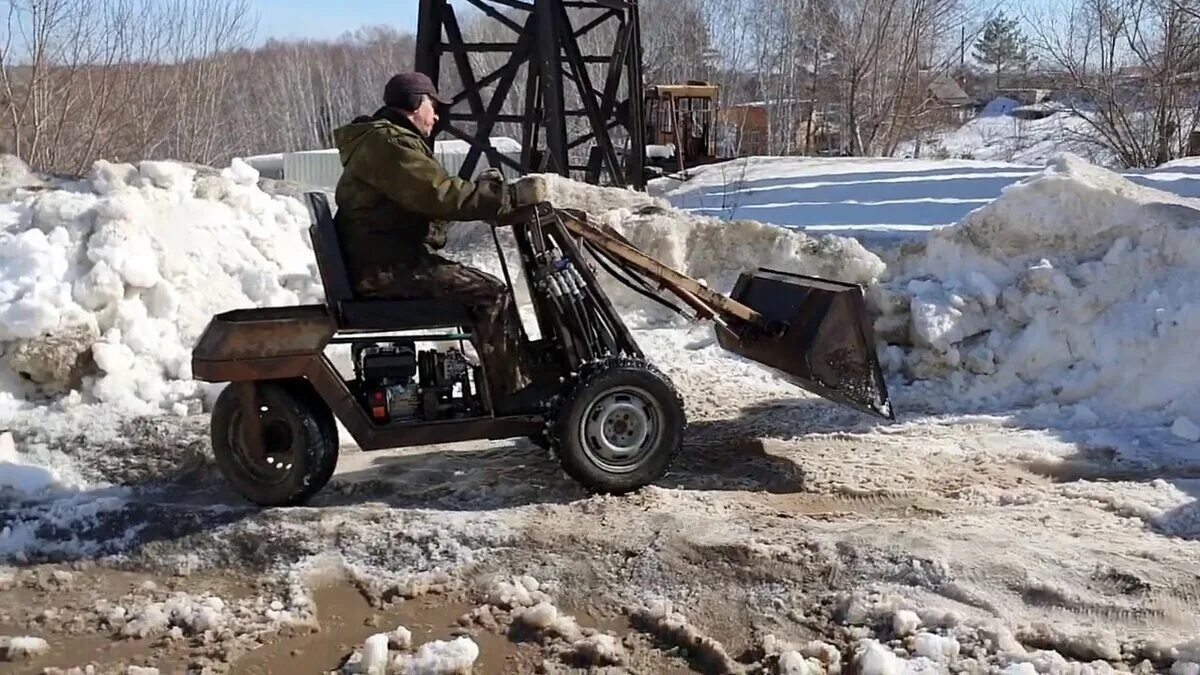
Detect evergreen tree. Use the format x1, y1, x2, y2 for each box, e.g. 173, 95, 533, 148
972, 13, 1031, 78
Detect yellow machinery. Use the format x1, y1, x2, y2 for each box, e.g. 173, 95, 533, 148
643, 81, 725, 176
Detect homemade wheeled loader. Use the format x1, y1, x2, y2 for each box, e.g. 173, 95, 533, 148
190, 193, 893, 507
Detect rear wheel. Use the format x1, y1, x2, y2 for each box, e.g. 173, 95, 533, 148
552, 358, 685, 493
210, 380, 338, 507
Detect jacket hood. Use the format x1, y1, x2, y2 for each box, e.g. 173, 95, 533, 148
333, 107, 426, 165
332, 118, 384, 166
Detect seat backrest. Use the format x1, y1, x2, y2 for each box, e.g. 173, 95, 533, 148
304, 191, 355, 306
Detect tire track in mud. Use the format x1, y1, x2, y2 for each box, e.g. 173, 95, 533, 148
732, 489, 951, 520
671, 418, 1200, 646
1006, 564, 1200, 632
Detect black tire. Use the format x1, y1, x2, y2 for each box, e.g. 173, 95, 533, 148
552, 357, 685, 493
210, 380, 338, 507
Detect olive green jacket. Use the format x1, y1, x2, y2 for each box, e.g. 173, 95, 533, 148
332, 108, 503, 272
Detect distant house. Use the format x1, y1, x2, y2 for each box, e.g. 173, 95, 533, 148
716, 73, 977, 157
921, 73, 977, 123
717, 98, 844, 156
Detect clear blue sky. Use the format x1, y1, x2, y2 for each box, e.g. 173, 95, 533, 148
250, 0, 421, 43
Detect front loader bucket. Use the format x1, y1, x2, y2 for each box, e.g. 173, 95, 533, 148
716, 268, 894, 419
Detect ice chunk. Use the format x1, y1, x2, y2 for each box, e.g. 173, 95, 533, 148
392, 636, 479, 675
779, 651, 823, 675
390, 625, 413, 650
569, 633, 625, 666
0, 432, 65, 496
892, 609, 921, 636
855, 640, 902, 675
360, 633, 390, 674
517, 601, 558, 629
913, 632, 960, 661
3, 635, 50, 660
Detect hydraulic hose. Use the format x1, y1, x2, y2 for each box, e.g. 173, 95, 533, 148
582, 239, 688, 318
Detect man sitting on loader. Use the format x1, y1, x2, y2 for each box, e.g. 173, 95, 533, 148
331, 72, 542, 413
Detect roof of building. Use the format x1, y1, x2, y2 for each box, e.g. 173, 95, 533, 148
925, 74, 974, 106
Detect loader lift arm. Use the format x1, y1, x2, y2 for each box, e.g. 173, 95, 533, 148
504, 203, 895, 420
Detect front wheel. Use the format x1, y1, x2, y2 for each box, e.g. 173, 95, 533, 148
552, 358, 685, 493
210, 380, 338, 507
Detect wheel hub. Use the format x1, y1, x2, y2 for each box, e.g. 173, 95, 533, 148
232, 406, 297, 483
582, 387, 659, 472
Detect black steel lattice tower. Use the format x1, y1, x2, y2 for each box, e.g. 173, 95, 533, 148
416, 0, 646, 189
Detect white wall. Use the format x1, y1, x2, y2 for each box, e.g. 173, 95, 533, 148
244, 137, 523, 190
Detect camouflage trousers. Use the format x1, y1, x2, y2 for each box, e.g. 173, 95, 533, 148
354, 253, 531, 397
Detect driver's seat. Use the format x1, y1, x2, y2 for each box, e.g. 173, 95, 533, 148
304, 192, 473, 331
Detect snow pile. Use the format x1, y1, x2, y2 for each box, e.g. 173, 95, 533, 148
904, 107, 1113, 166
346, 630, 478, 675
761, 635, 837, 674
111, 593, 230, 638
445, 173, 886, 329
459, 575, 626, 668
544, 174, 885, 291
876, 153, 1200, 426
0, 155, 45, 196
0, 156, 321, 416
85, 585, 316, 653
9, 149, 1197, 436
0, 431, 67, 497
483, 574, 550, 609
853, 639, 943, 674
393, 637, 479, 675
511, 601, 626, 666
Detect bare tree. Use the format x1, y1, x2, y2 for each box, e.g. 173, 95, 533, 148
1028, 0, 1200, 167
822, 0, 973, 156
1, 0, 255, 173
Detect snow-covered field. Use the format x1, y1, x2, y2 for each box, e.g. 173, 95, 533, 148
896, 99, 1115, 168
1, 149, 1199, 674
656, 154, 1200, 246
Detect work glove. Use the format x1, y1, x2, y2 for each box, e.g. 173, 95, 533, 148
477, 167, 504, 185
474, 167, 506, 202
509, 176, 548, 207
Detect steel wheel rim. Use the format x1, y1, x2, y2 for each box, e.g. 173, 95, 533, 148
228, 403, 299, 486
579, 385, 662, 474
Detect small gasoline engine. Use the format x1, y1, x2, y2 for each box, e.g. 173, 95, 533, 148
352, 342, 481, 423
